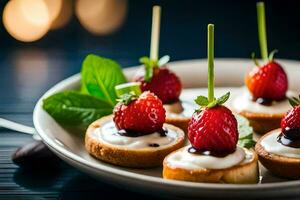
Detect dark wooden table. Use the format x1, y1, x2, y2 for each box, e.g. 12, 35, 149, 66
1, 0, 300, 199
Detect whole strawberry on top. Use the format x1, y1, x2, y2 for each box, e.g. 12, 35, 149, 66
113, 82, 166, 135
188, 24, 238, 155
133, 6, 182, 104
245, 2, 288, 103
279, 96, 300, 146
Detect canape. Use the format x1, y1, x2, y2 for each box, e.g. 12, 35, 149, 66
132, 6, 191, 132
255, 96, 300, 179
163, 24, 259, 183
230, 2, 295, 134
85, 82, 185, 168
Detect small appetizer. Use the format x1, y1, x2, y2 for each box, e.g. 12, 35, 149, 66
231, 2, 295, 134
85, 82, 185, 168
255, 96, 300, 179
133, 6, 190, 132
163, 24, 259, 183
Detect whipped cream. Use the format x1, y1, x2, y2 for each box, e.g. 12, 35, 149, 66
231, 89, 295, 114
92, 121, 182, 149
165, 146, 252, 170
261, 130, 300, 158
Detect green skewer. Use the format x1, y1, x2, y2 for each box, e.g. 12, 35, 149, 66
257, 2, 268, 61
207, 24, 215, 103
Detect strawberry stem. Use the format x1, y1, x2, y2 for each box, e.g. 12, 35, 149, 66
257, 2, 268, 61
207, 24, 215, 103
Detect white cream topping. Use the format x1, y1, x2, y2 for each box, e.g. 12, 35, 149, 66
231, 90, 295, 114
92, 121, 181, 149
165, 146, 252, 170
261, 130, 300, 158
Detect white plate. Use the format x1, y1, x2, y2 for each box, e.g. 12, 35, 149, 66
33, 59, 300, 198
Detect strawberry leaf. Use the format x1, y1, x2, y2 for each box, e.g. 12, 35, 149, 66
194, 96, 209, 106
158, 55, 170, 66
288, 97, 300, 107
139, 55, 170, 82
216, 92, 230, 105
268, 49, 278, 61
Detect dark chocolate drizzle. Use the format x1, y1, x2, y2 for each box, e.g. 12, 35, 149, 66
148, 143, 160, 147
117, 128, 168, 137
187, 147, 235, 158
277, 128, 300, 148
255, 97, 273, 106
251, 96, 286, 106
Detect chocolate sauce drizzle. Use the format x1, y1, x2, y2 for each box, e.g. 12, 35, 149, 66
251, 96, 286, 106
117, 128, 168, 138
277, 128, 300, 148
188, 147, 235, 158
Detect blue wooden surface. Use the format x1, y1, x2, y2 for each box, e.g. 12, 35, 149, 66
1, 0, 300, 199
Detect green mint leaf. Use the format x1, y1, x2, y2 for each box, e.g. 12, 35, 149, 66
81, 54, 127, 106
238, 138, 256, 149
43, 91, 113, 129
194, 96, 209, 106
236, 114, 255, 148
158, 55, 170, 66
217, 92, 230, 105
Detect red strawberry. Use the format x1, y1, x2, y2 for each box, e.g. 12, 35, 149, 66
188, 105, 238, 153
245, 61, 288, 101
134, 67, 182, 104
113, 91, 166, 134
281, 105, 300, 133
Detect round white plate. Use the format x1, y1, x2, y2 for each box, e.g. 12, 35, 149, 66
33, 59, 300, 198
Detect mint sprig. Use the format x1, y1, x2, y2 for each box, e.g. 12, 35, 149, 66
139, 55, 170, 82
43, 54, 128, 131
236, 114, 256, 148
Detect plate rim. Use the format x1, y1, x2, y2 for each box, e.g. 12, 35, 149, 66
33, 58, 300, 191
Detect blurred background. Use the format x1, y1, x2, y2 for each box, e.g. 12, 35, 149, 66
0, 1, 300, 199
0, 0, 300, 112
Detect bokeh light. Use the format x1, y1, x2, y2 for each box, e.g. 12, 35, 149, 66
3, 0, 51, 42
75, 0, 127, 35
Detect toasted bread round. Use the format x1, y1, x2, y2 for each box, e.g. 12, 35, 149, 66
255, 129, 300, 179
163, 147, 259, 184
164, 101, 191, 133
85, 115, 185, 168
238, 110, 283, 134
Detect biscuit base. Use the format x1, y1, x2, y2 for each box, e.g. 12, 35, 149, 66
85, 116, 185, 168
255, 129, 300, 179
163, 148, 259, 184
238, 110, 283, 135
